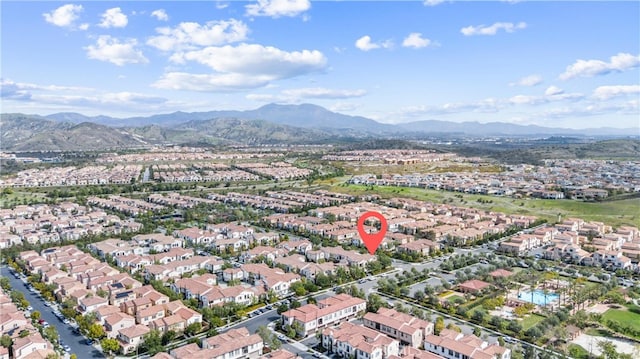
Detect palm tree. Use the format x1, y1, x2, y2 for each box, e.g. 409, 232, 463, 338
542, 288, 549, 310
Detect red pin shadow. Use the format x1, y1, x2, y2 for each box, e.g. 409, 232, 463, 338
357, 211, 388, 255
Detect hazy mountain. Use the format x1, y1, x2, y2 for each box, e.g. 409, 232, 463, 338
3, 104, 638, 151
1, 114, 336, 151
38, 103, 637, 137
398, 120, 638, 136
173, 117, 333, 145
2, 115, 148, 151
43, 104, 398, 134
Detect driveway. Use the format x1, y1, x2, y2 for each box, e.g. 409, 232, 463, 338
0, 266, 105, 358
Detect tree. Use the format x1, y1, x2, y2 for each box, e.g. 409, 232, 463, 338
43, 325, 59, 343
277, 303, 290, 314
0, 335, 12, 348
31, 311, 41, 321
185, 322, 202, 336
100, 338, 120, 356
597, 340, 620, 359
140, 329, 163, 355
88, 323, 105, 340
0, 278, 10, 291
366, 294, 384, 313
161, 330, 176, 345
473, 327, 482, 337
434, 317, 445, 335
507, 320, 522, 335
70, 354, 78, 359
19, 330, 29, 338
257, 325, 281, 350
315, 273, 331, 288
290, 281, 307, 296
96, 288, 108, 298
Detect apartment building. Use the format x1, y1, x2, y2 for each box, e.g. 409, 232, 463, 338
363, 308, 434, 348
282, 293, 366, 336
322, 321, 400, 359
424, 329, 510, 359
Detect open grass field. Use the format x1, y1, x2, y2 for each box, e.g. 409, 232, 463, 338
0, 190, 49, 207
328, 183, 640, 228
521, 313, 545, 330
602, 305, 640, 333
341, 161, 503, 176
567, 344, 590, 359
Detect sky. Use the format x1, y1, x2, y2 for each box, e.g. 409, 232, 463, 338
1, 1, 639, 129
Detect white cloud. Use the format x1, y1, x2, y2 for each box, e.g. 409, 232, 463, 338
509, 89, 583, 105
147, 19, 249, 51
85, 36, 149, 66
398, 98, 503, 117
79, 23, 90, 30
0, 79, 170, 114
246, 87, 365, 103
155, 44, 326, 91
509, 95, 545, 105
559, 53, 640, 80
151, 9, 169, 21
545, 85, 564, 96
245, 0, 311, 18
282, 87, 366, 99
461, 22, 526, 36
98, 7, 128, 28
216, 2, 230, 10
355, 36, 393, 51
510, 74, 542, 87
592, 85, 640, 100
154, 72, 275, 92
43, 4, 83, 28
423, 0, 445, 6
402, 33, 432, 49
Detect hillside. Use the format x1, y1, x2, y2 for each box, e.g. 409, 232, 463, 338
1, 114, 336, 151
447, 139, 640, 165
174, 117, 332, 145
1, 119, 149, 151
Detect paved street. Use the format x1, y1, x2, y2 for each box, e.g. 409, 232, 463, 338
0, 266, 105, 358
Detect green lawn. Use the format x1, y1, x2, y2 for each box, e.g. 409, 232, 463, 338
446, 295, 464, 303
602, 305, 640, 332
330, 184, 640, 228
585, 328, 614, 337
0, 190, 48, 207
520, 314, 545, 330
567, 344, 590, 359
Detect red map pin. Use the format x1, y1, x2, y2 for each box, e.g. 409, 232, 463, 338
357, 211, 388, 255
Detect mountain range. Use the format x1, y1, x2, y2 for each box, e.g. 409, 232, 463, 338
2, 103, 638, 151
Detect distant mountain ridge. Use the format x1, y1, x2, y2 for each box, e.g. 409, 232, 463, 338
2, 103, 638, 151
38, 103, 637, 136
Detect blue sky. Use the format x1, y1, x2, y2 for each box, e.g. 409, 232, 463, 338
1, 1, 639, 129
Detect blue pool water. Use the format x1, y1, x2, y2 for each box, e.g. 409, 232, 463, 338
518, 290, 559, 306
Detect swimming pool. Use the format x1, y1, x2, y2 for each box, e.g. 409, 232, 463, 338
517, 290, 559, 306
